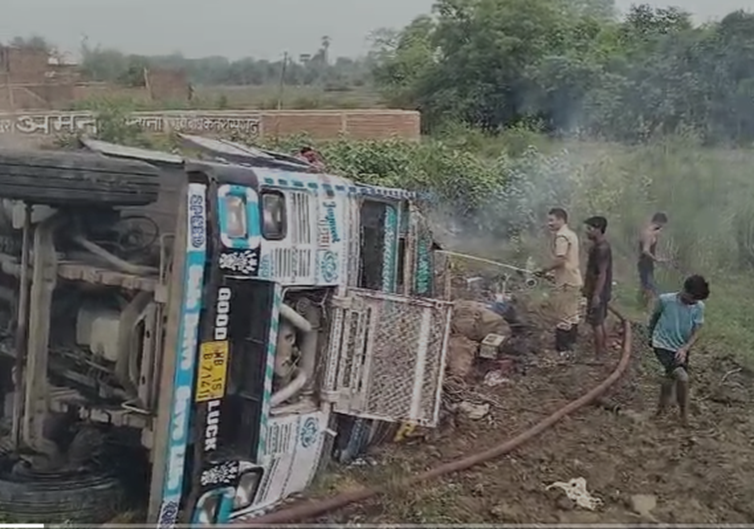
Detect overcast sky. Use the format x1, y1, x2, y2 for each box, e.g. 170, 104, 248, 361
1, 0, 751, 61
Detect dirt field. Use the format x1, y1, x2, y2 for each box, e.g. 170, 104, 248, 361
308, 309, 754, 524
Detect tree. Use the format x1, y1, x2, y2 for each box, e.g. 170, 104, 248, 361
369, 0, 753, 144
8, 35, 50, 51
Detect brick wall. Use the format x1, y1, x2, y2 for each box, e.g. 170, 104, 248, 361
0, 109, 421, 141
258, 110, 420, 140
1, 47, 49, 84
146, 68, 189, 102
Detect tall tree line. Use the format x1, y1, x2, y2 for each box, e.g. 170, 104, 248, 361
370, 0, 754, 144
3, 35, 373, 90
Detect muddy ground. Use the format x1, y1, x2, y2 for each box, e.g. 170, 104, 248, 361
309, 309, 754, 524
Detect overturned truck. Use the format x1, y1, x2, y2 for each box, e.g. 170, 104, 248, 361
0, 136, 453, 525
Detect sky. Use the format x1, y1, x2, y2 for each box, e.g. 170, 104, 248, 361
1, 0, 751, 61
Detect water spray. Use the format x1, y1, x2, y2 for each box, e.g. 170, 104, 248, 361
438, 249, 540, 290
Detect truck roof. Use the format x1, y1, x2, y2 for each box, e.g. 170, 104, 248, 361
80, 135, 420, 201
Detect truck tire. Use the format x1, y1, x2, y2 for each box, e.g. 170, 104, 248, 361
0, 150, 161, 207
0, 465, 126, 523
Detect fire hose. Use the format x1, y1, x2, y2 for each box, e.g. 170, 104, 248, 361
437, 250, 540, 289
244, 305, 633, 525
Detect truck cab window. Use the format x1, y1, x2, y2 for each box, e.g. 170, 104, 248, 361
359, 201, 395, 290
261, 191, 286, 240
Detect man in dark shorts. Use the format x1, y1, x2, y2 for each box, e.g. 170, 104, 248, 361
648, 275, 709, 426
638, 212, 668, 310
583, 216, 612, 357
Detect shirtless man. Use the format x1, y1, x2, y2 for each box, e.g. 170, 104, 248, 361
638, 212, 668, 310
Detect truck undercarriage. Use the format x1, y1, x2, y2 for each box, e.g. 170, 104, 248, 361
0, 150, 164, 521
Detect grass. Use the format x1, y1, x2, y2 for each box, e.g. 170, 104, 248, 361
195, 85, 384, 110
65, 84, 384, 112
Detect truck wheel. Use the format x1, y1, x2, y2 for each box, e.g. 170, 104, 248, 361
0, 459, 127, 523
0, 150, 160, 207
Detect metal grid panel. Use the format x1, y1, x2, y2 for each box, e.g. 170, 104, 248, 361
289, 192, 312, 245
332, 289, 452, 426
361, 300, 419, 418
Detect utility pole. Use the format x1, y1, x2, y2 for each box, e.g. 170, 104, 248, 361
276, 52, 288, 111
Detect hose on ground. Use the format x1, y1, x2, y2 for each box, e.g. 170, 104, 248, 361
244, 304, 632, 525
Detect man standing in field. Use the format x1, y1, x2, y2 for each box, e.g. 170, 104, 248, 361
648, 274, 709, 427
638, 212, 668, 309
537, 208, 583, 355
583, 216, 613, 358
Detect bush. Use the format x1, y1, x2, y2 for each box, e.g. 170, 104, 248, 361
77, 109, 752, 277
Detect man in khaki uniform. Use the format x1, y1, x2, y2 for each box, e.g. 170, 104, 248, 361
537, 207, 583, 354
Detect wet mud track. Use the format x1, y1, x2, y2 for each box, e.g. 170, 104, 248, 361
311, 322, 754, 524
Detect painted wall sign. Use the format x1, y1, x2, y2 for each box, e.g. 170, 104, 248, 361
0, 113, 96, 136
0, 111, 261, 137
156, 183, 207, 529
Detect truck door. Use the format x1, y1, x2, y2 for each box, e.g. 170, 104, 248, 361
325, 289, 452, 427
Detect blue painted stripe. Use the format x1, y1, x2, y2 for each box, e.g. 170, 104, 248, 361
257, 283, 282, 460
156, 183, 208, 528
382, 205, 399, 293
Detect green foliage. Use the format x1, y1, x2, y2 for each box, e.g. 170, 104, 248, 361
53, 99, 154, 149
5, 35, 51, 51
257, 130, 752, 277
372, 1, 753, 145
254, 133, 506, 216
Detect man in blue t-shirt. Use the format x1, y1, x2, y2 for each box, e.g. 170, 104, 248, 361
648, 274, 710, 426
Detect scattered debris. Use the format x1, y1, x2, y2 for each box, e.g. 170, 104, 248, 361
484, 371, 510, 387
348, 457, 378, 467
453, 401, 490, 420
545, 477, 603, 510
629, 494, 659, 521
479, 332, 507, 359
452, 300, 511, 342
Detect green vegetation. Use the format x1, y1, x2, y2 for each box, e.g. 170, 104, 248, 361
372, 0, 753, 145
63, 85, 383, 112
46, 0, 752, 360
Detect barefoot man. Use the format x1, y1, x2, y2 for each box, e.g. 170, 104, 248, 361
583, 216, 613, 357
537, 208, 582, 355
638, 212, 668, 309
648, 274, 709, 426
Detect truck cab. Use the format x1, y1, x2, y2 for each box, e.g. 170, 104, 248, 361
0, 135, 452, 525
